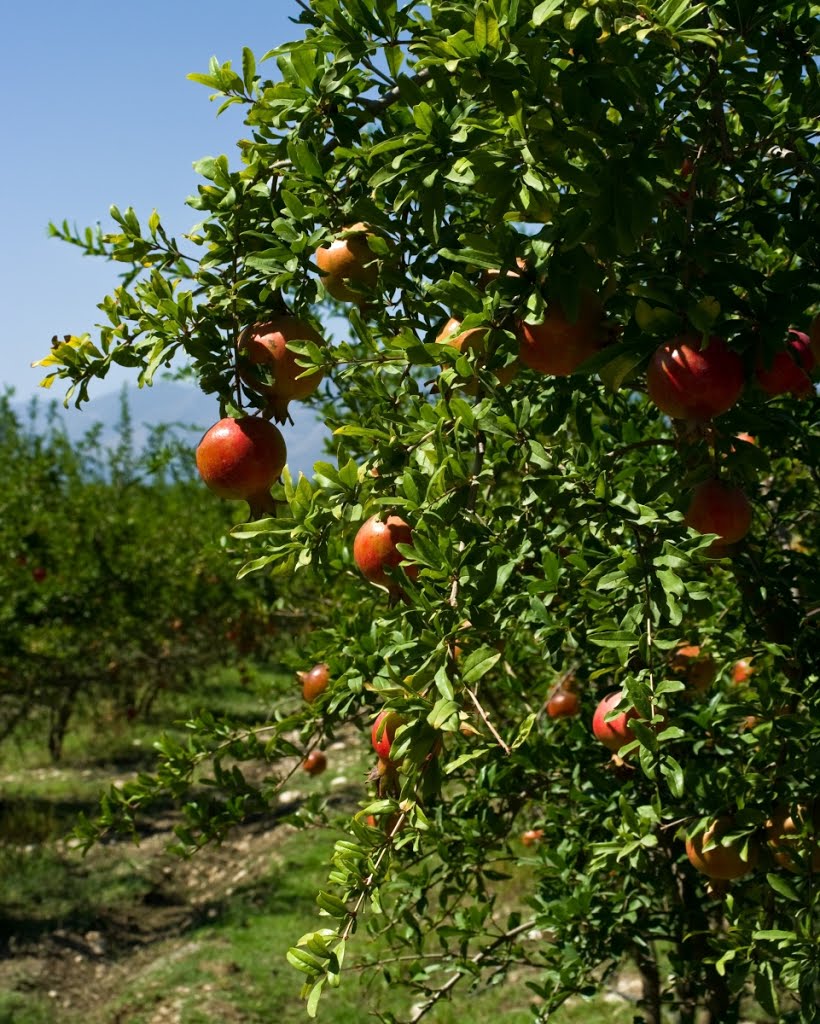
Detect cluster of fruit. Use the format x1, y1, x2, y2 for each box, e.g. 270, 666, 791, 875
194, 223, 817, 555
525, 650, 818, 883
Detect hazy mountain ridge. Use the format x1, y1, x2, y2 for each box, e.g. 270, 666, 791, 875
13, 382, 330, 479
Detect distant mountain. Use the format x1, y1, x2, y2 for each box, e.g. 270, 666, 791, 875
14, 382, 331, 480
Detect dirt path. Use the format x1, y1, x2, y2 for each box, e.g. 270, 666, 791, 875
0, 743, 358, 1023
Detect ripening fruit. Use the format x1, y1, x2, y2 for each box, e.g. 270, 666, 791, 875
766, 804, 820, 873
353, 514, 418, 589
436, 318, 518, 393
669, 644, 717, 693
685, 816, 758, 880
371, 710, 404, 762
195, 417, 286, 513
684, 479, 753, 551
515, 297, 604, 376
237, 316, 325, 423
755, 330, 815, 398
302, 750, 328, 776
315, 223, 382, 303
521, 829, 545, 847
298, 663, 330, 703
647, 335, 744, 420
546, 689, 581, 719
592, 691, 639, 753
732, 659, 754, 685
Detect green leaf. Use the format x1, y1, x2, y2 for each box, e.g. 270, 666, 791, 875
511, 712, 536, 749
475, 5, 500, 50
242, 47, 256, 93
459, 647, 501, 685
533, 0, 565, 26
413, 102, 435, 134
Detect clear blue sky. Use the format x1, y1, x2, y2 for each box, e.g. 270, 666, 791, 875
2, 1, 302, 400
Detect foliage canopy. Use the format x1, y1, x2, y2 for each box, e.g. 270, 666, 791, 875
39, 1, 819, 1021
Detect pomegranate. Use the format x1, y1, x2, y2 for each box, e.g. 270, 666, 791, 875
755, 330, 815, 398
766, 804, 820, 873
315, 223, 382, 303
685, 817, 758, 880
298, 663, 330, 703
371, 711, 404, 762
195, 416, 286, 514
732, 659, 754, 685
515, 297, 604, 376
592, 691, 639, 753
436, 317, 518, 392
302, 750, 328, 776
237, 316, 325, 423
353, 514, 418, 589
684, 479, 752, 551
546, 689, 581, 719
521, 829, 545, 846
669, 644, 717, 693
646, 335, 744, 420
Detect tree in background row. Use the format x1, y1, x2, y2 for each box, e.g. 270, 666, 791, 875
0, 393, 289, 759
41, 1, 818, 1021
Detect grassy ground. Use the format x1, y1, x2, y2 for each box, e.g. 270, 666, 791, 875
0, 663, 729, 1023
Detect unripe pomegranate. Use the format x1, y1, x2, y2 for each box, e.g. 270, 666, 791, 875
684, 479, 753, 551
515, 298, 604, 376
592, 691, 639, 753
546, 689, 581, 719
685, 816, 758, 880
298, 663, 330, 703
371, 710, 404, 762
315, 223, 382, 303
521, 829, 545, 846
302, 750, 328, 776
195, 417, 286, 513
647, 335, 744, 420
669, 644, 717, 693
353, 514, 418, 589
755, 330, 815, 398
237, 316, 325, 423
436, 318, 518, 392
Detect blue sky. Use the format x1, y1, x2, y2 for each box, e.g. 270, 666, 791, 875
2, 1, 302, 400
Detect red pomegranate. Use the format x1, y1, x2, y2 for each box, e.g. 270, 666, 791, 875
371, 710, 404, 762
237, 316, 325, 423
592, 691, 639, 753
684, 479, 752, 551
298, 663, 330, 703
195, 416, 286, 513
669, 644, 717, 694
436, 318, 518, 392
546, 689, 581, 719
302, 750, 328, 776
647, 335, 744, 420
315, 223, 381, 304
755, 330, 815, 398
685, 816, 757, 880
353, 514, 418, 589
516, 298, 603, 376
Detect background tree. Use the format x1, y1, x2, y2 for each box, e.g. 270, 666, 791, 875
40, 1, 818, 1021
0, 392, 290, 759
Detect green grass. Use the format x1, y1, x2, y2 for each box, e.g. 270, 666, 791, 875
100, 829, 636, 1024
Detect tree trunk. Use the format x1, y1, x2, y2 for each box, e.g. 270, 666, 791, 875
635, 942, 662, 1024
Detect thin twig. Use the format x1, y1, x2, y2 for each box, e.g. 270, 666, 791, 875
466, 686, 510, 755
407, 920, 537, 1024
